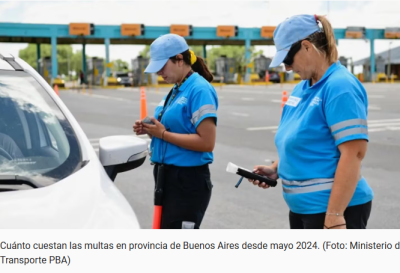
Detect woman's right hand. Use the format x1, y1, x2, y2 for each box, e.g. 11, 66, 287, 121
133, 120, 148, 135
248, 165, 278, 189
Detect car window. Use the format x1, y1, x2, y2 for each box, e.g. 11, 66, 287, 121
0, 70, 82, 187
116, 73, 129, 77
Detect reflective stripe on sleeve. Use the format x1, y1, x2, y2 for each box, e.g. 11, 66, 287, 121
333, 127, 368, 141
191, 104, 216, 125
330, 118, 367, 133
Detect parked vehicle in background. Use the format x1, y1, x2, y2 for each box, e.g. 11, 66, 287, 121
114, 71, 132, 87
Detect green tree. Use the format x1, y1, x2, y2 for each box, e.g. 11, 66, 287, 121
139, 45, 204, 59
189, 46, 204, 57
18, 44, 89, 77
139, 45, 150, 58
137, 44, 263, 73
206, 46, 263, 72
112, 59, 129, 72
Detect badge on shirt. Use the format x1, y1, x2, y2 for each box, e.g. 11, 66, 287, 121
285, 96, 302, 107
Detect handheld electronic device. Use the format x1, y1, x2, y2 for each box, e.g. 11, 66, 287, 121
142, 116, 155, 125
226, 162, 277, 188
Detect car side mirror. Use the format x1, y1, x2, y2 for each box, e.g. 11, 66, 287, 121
99, 135, 148, 181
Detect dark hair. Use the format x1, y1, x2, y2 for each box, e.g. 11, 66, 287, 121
308, 15, 338, 64
170, 50, 214, 82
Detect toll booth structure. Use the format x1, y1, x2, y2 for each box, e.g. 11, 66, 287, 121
353, 44, 400, 82
39, 56, 52, 84
254, 55, 272, 79
0, 22, 398, 83
87, 57, 105, 86
131, 56, 150, 86
362, 56, 386, 82
215, 56, 237, 83
339, 56, 354, 74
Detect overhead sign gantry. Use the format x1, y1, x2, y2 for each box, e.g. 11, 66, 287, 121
0, 22, 396, 82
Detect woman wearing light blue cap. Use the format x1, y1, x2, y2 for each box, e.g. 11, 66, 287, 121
249, 14, 373, 229
133, 34, 218, 229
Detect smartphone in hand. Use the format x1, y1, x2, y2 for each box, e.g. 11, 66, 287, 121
142, 116, 155, 125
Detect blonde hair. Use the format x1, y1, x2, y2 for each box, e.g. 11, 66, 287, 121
307, 15, 338, 64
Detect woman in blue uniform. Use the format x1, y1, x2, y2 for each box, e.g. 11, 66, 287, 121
133, 34, 218, 229
249, 14, 373, 229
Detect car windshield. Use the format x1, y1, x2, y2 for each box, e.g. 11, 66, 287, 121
0, 70, 82, 188
116, 73, 129, 77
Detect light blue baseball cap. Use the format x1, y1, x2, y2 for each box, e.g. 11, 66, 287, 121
144, 34, 189, 73
269, 14, 321, 68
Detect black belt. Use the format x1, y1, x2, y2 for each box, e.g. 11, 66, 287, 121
153, 163, 209, 171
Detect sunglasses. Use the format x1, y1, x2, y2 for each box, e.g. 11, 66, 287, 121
283, 40, 304, 66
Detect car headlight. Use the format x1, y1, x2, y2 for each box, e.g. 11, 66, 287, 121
117, 78, 121, 82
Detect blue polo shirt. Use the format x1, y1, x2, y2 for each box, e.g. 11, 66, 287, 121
150, 72, 218, 166
275, 62, 374, 214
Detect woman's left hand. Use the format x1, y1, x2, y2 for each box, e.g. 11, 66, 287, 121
142, 117, 166, 139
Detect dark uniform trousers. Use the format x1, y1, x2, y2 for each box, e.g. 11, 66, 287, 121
289, 201, 372, 229
153, 164, 213, 229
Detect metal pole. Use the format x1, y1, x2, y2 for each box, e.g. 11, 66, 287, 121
350, 57, 354, 74
370, 39, 375, 82
82, 42, 87, 84
327, 1, 330, 18
51, 36, 58, 86
245, 39, 251, 83
388, 42, 392, 78
67, 51, 70, 81
36, 43, 41, 73
105, 38, 111, 77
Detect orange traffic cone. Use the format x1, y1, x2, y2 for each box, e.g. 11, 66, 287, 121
265, 71, 270, 83
53, 84, 59, 96
281, 90, 288, 112
140, 86, 148, 120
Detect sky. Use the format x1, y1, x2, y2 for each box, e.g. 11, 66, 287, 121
1, 0, 400, 73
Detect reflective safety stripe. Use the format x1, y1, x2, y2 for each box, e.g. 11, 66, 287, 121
330, 118, 367, 133
333, 127, 368, 141
282, 175, 363, 193
282, 182, 333, 194
282, 178, 334, 187
191, 104, 216, 125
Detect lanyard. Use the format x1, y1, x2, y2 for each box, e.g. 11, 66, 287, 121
157, 70, 193, 122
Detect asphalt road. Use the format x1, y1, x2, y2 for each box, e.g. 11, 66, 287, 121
60, 82, 400, 229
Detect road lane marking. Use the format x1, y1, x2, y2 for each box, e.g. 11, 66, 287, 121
368, 95, 385, 99
369, 118, 400, 123
368, 128, 385, 132
368, 105, 381, 110
246, 119, 400, 133
241, 97, 255, 101
247, 125, 279, 131
369, 122, 400, 127
231, 112, 249, 117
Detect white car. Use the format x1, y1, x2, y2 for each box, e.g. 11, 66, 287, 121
0, 54, 147, 228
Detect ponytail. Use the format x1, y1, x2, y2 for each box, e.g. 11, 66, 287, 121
191, 56, 214, 82
308, 15, 338, 64
171, 50, 214, 83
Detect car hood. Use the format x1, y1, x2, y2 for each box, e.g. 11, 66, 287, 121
0, 160, 140, 229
